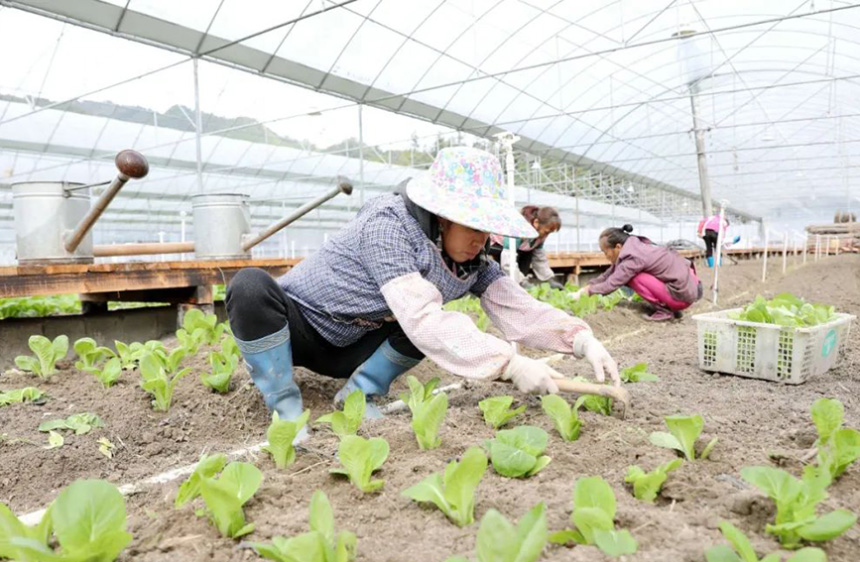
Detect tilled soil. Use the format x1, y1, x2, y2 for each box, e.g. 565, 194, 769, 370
2, 255, 859, 562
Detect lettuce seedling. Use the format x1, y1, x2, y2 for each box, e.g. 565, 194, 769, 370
400, 376, 448, 450
624, 459, 683, 503
706, 520, 828, 562
741, 464, 856, 548
89, 357, 122, 389
202, 350, 239, 393
45, 430, 64, 449
154, 346, 188, 374
14, 335, 69, 379
485, 426, 551, 479
316, 390, 365, 436
730, 294, 836, 328
177, 308, 225, 351
330, 435, 389, 493
248, 489, 357, 562
650, 414, 718, 461
39, 412, 104, 435
550, 476, 638, 558
0, 387, 43, 407
811, 398, 860, 479
114, 339, 164, 371
199, 461, 263, 539
620, 363, 659, 383
175, 453, 228, 508
541, 394, 585, 442
0, 479, 131, 562
139, 351, 190, 412
402, 446, 488, 527
443, 502, 547, 562
479, 396, 526, 429
73, 337, 115, 371
263, 410, 310, 469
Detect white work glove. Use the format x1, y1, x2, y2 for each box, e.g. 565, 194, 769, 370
568, 287, 588, 301
578, 334, 621, 387
500, 354, 564, 395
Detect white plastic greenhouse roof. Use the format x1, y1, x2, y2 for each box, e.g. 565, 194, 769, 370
3, 0, 858, 225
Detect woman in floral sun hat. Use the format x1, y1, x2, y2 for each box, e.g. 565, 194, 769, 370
225, 147, 620, 430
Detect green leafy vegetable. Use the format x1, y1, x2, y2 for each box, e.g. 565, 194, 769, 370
811, 398, 860, 479
741, 464, 856, 548
541, 394, 584, 442
479, 396, 526, 429
624, 459, 683, 502
649, 414, 718, 461
262, 410, 310, 469
177, 308, 225, 352
139, 351, 191, 412
14, 335, 69, 379
73, 337, 115, 371
443, 502, 548, 562
485, 426, 551, 479
45, 430, 64, 450
98, 437, 115, 459
706, 520, 828, 562
330, 435, 389, 493
730, 294, 836, 328
402, 446, 488, 527
89, 357, 123, 389
201, 350, 239, 393
114, 340, 164, 371
199, 461, 263, 538
153, 346, 188, 374
248, 490, 357, 562
0, 387, 44, 407
569, 376, 614, 415
316, 390, 365, 436
175, 453, 228, 508
38, 412, 104, 435
550, 476, 638, 558
0, 293, 81, 319
620, 362, 659, 383
400, 376, 448, 450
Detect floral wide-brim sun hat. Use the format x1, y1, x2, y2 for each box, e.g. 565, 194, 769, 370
406, 146, 538, 238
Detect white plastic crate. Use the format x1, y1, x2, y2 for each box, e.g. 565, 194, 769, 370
692, 309, 855, 384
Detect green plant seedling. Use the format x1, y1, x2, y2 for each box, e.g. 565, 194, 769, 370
706, 520, 828, 562
178, 308, 225, 350
568, 376, 614, 416
0, 479, 132, 562
443, 502, 548, 562
550, 476, 638, 558
541, 394, 584, 442
400, 376, 448, 450
114, 340, 164, 371
402, 446, 488, 528
98, 437, 115, 459
316, 390, 365, 436
624, 459, 683, 503
201, 350, 239, 393
0, 387, 44, 407
263, 410, 310, 469
248, 490, 357, 562
139, 351, 191, 412
620, 362, 659, 383
485, 425, 551, 479
199, 461, 263, 539
14, 335, 69, 379
650, 414, 718, 461
154, 346, 188, 374
45, 431, 64, 450
810, 398, 860, 479
89, 357, 123, 389
38, 412, 104, 435
479, 396, 526, 429
330, 435, 389, 493
175, 453, 228, 508
741, 464, 856, 548
73, 337, 115, 371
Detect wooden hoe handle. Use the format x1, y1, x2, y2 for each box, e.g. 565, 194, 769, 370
555, 378, 631, 418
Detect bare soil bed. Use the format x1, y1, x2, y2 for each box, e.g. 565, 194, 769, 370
2, 255, 859, 562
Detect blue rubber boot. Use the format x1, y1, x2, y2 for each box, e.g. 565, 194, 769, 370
236, 326, 307, 441
334, 340, 421, 419
707, 256, 714, 268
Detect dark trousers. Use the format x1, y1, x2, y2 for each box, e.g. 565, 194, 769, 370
487, 243, 533, 275
226, 268, 424, 379
703, 229, 719, 258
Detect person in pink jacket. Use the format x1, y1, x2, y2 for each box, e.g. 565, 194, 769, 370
571, 224, 703, 322
697, 214, 729, 268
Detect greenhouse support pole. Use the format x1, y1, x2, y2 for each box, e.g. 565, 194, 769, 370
358, 104, 365, 208
826, 236, 831, 256
192, 57, 204, 193
782, 233, 788, 274
762, 229, 769, 283
689, 85, 714, 218
712, 201, 727, 305
495, 131, 520, 354
803, 236, 808, 264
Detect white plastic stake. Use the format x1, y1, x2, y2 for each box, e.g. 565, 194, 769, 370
803, 235, 808, 264
825, 236, 831, 257
712, 201, 728, 304
781, 233, 788, 274
762, 229, 769, 282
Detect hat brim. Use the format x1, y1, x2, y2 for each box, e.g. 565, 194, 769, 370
406, 176, 538, 238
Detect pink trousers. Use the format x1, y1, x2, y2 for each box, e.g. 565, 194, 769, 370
628, 272, 695, 312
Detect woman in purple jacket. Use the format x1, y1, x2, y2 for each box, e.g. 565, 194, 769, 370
571, 224, 703, 321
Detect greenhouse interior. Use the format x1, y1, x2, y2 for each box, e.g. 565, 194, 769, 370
0, 1, 858, 561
